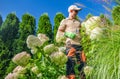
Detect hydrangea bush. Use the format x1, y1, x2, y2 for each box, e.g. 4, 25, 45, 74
5, 33, 67, 79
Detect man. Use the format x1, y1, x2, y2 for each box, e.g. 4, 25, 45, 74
57, 5, 86, 79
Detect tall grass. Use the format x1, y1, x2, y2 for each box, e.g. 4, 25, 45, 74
81, 27, 120, 79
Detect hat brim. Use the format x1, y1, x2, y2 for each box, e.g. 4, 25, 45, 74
74, 8, 82, 11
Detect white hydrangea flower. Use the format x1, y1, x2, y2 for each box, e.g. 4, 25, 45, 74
37, 73, 42, 78
58, 47, 66, 53
13, 66, 26, 74
37, 33, 49, 44
31, 66, 40, 75
56, 36, 66, 43
56, 31, 66, 43
31, 47, 38, 54
12, 51, 31, 66
82, 16, 101, 35
84, 66, 93, 75
58, 75, 68, 79
26, 35, 42, 49
43, 44, 58, 55
90, 27, 103, 40
5, 73, 19, 79
82, 16, 104, 40
50, 52, 67, 66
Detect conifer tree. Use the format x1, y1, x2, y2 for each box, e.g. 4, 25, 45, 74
37, 13, 52, 39
0, 13, 20, 78
16, 13, 36, 52
0, 38, 10, 79
53, 12, 65, 41
0, 15, 3, 27
0, 13, 19, 49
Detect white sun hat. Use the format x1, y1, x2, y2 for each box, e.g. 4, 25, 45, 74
68, 5, 82, 12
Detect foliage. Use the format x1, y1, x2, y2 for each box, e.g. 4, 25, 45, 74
19, 13, 36, 39
85, 13, 93, 21
0, 13, 19, 79
0, 14, 3, 27
112, 5, 120, 26
37, 13, 52, 40
0, 39, 10, 78
0, 13, 19, 49
5, 61, 17, 76
28, 47, 66, 79
5, 34, 67, 79
1, 4, 120, 79
100, 14, 113, 26
16, 13, 36, 53
115, 0, 120, 5
80, 24, 120, 79
53, 12, 65, 41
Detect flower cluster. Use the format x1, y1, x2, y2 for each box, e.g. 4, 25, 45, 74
31, 65, 42, 78
58, 75, 68, 79
5, 33, 67, 79
26, 35, 42, 49
90, 27, 103, 40
37, 33, 49, 44
56, 31, 66, 43
13, 66, 27, 74
81, 16, 104, 40
5, 73, 19, 79
43, 44, 58, 55
58, 46, 66, 53
5, 66, 27, 79
31, 66, 40, 75
26, 34, 49, 54
12, 51, 31, 67
50, 52, 67, 66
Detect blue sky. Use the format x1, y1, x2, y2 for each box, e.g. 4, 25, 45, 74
0, 0, 116, 26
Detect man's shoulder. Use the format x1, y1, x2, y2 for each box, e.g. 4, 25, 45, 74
62, 18, 69, 21
61, 18, 81, 24
75, 18, 81, 23
60, 18, 69, 23
67, 18, 81, 22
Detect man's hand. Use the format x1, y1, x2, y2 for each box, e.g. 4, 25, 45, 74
64, 32, 76, 39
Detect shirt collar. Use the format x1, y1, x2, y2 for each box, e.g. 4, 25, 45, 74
66, 17, 76, 22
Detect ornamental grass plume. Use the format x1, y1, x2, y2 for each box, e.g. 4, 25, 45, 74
12, 51, 31, 67
5, 73, 19, 79
50, 52, 67, 66
26, 35, 42, 49
37, 33, 49, 44
13, 66, 27, 74
43, 44, 58, 55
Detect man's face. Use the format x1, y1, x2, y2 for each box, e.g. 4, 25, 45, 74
70, 10, 79, 18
